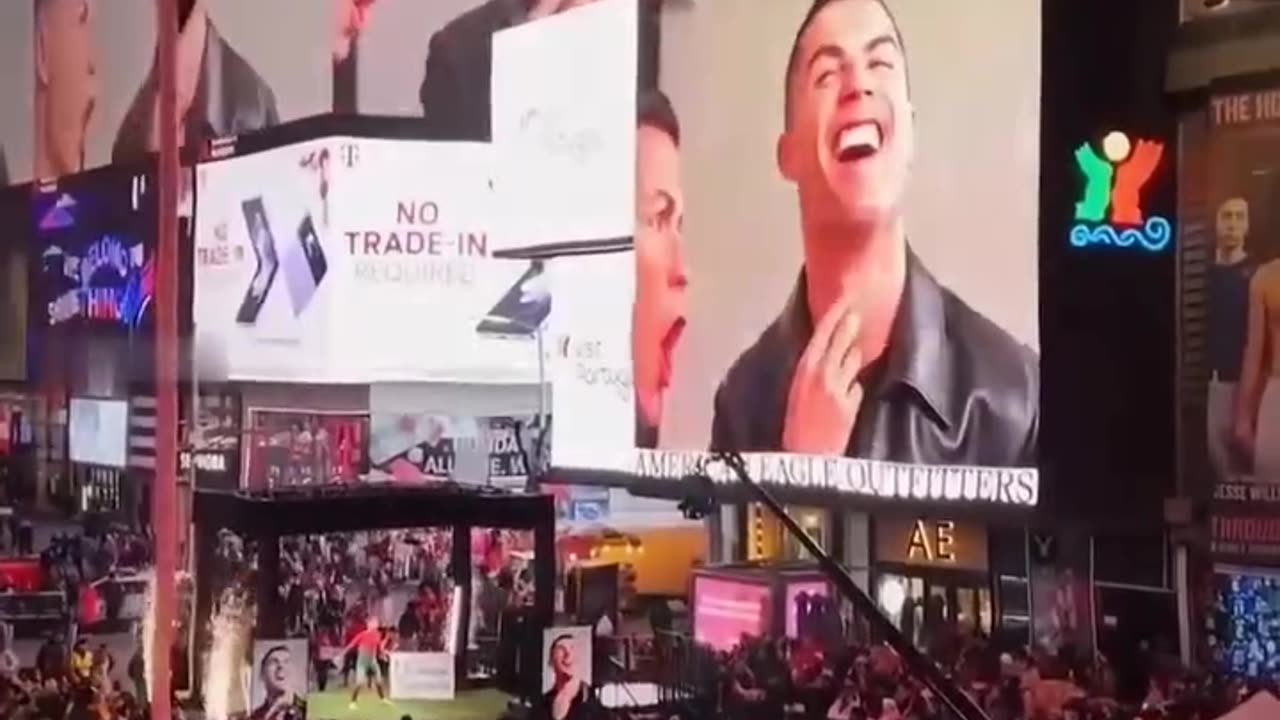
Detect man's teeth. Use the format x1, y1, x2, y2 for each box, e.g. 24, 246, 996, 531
838, 124, 881, 154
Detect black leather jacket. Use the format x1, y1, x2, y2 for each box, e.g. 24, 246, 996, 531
711, 249, 1039, 468
113, 19, 280, 164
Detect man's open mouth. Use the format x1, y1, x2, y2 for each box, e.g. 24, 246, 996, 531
834, 121, 882, 162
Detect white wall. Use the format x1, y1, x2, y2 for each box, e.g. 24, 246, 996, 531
369, 382, 546, 418
240, 383, 370, 413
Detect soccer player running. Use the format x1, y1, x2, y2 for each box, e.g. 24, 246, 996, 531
343, 616, 392, 710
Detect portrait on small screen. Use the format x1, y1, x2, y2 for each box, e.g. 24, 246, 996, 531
248, 641, 306, 720
641, 0, 1040, 469
540, 627, 594, 720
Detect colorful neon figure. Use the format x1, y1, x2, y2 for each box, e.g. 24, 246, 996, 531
1070, 131, 1171, 252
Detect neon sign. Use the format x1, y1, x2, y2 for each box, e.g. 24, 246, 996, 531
1070, 131, 1172, 252
46, 235, 154, 329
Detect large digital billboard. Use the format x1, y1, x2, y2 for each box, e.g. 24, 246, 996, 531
1188, 87, 1280, 565
193, 136, 546, 383
548, 0, 1041, 506
21, 0, 659, 180
32, 168, 156, 331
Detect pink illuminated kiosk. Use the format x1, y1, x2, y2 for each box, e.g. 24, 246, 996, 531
691, 563, 838, 653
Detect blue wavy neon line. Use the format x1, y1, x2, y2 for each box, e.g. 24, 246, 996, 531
1140, 216, 1172, 252
1067, 215, 1173, 253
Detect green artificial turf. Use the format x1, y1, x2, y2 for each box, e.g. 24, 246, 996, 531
305, 688, 510, 720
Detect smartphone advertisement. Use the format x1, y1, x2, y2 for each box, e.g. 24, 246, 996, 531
194, 137, 544, 383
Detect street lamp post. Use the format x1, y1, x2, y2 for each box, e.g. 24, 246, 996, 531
151, 0, 180, 717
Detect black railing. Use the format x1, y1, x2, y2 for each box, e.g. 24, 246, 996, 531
653, 630, 719, 718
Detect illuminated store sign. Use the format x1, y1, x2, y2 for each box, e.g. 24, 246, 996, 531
1070, 131, 1171, 252
634, 450, 1039, 507
36, 177, 156, 330
906, 519, 956, 563
874, 517, 988, 571
45, 235, 154, 329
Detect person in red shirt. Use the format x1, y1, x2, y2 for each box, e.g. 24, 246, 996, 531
342, 617, 391, 710
341, 614, 363, 686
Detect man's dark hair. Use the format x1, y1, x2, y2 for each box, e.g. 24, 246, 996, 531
548, 633, 575, 662
638, 89, 681, 147
178, 0, 197, 29
783, 0, 909, 127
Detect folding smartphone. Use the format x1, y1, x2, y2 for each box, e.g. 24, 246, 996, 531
282, 214, 329, 317
235, 197, 279, 325
475, 262, 551, 337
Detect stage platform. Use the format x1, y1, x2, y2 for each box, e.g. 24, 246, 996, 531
306, 688, 510, 720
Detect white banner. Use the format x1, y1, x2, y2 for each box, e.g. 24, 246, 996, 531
492, 0, 637, 254
547, 253, 635, 471
389, 652, 455, 701
194, 138, 546, 383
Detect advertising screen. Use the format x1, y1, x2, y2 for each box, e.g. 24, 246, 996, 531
785, 580, 834, 641
249, 639, 309, 720
540, 626, 593, 695
242, 408, 369, 489
1209, 569, 1280, 680
33, 169, 155, 331
31, 0, 329, 177
336, 0, 659, 129
12, 0, 659, 181
68, 397, 129, 468
547, 0, 1041, 506
370, 413, 534, 487
194, 137, 544, 383
1191, 87, 1280, 566
180, 391, 242, 489
692, 576, 771, 652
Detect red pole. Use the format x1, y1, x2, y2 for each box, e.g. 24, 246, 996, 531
151, 0, 179, 716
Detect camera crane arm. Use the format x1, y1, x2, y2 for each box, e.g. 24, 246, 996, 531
705, 450, 991, 720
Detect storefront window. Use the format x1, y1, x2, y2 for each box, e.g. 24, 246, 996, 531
784, 507, 829, 561
876, 570, 994, 649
